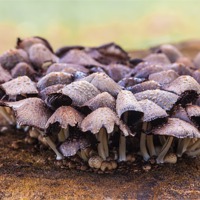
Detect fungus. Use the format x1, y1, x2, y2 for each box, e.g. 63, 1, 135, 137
88, 155, 103, 169
81, 107, 132, 160
0, 65, 12, 84
144, 53, 171, 65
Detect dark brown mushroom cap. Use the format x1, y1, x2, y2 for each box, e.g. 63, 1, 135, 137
163, 75, 200, 104
105, 64, 131, 82
81, 107, 132, 136
16, 36, 53, 53
82, 72, 122, 97
127, 80, 160, 94
59, 135, 91, 157
156, 44, 182, 63
135, 64, 163, 79
185, 105, 200, 127
59, 49, 104, 67
134, 89, 179, 111
28, 43, 58, 69
46, 63, 89, 74
138, 99, 168, 123
11, 62, 36, 79
37, 72, 73, 91
0, 76, 38, 98
40, 84, 64, 100
171, 105, 192, 123
81, 92, 116, 112
60, 80, 100, 107
0, 98, 52, 130
151, 118, 200, 138
0, 65, 12, 84
0, 49, 29, 70
148, 70, 179, 86
192, 70, 200, 84
45, 106, 84, 132
116, 90, 143, 123
144, 53, 171, 65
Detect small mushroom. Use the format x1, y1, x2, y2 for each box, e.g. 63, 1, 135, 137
0, 76, 38, 101
82, 72, 122, 97
81, 107, 132, 160
0, 65, 12, 84
138, 99, 168, 161
135, 89, 179, 111
144, 53, 171, 65
163, 75, 200, 104
116, 90, 143, 161
88, 155, 103, 169
151, 118, 200, 163
164, 153, 177, 164
167, 63, 193, 76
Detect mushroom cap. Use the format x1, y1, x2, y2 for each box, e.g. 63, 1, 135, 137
45, 106, 84, 132
81, 107, 132, 136
151, 118, 200, 138
28, 43, 58, 69
116, 90, 143, 123
192, 70, 200, 84
193, 52, 200, 69
127, 80, 160, 94
59, 49, 103, 67
163, 75, 200, 104
81, 92, 116, 112
0, 98, 52, 130
60, 80, 100, 107
134, 89, 179, 111
11, 62, 36, 79
46, 63, 89, 74
148, 70, 179, 86
0, 49, 29, 70
144, 53, 171, 65
0, 65, 12, 84
37, 72, 73, 91
82, 72, 122, 97
171, 105, 192, 123
59, 135, 91, 157
185, 105, 200, 127
167, 63, 193, 76
138, 99, 168, 123
0, 76, 38, 98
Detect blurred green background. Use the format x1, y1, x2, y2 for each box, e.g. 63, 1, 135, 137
0, 0, 200, 53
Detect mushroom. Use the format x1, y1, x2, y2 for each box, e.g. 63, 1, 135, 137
82, 72, 122, 97
0, 65, 12, 84
144, 53, 171, 65
81, 107, 132, 160
0, 76, 38, 101
151, 118, 200, 163
138, 99, 168, 161
134, 89, 179, 111
167, 63, 193, 76
37, 72, 73, 91
81, 92, 116, 114
163, 75, 200, 104
127, 80, 161, 94
116, 90, 143, 161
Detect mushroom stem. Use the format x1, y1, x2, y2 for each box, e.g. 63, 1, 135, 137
96, 128, 107, 160
147, 135, 156, 156
58, 129, 65, 142
44, 136, 63, 160
156, 136, 173, 164
186, 148, 200, 157
0, 107, 15, 125
140, 122, 150, 161
77, 149, 88, 162
63, 126, 69, 139
176, 138, 191, 157
187, 139, 200, 151
102, 128, 109, 158
159, 136, 167, 145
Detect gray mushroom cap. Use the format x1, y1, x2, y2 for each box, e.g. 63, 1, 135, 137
144, 53, 171, 65
45, 106, 84, 131
0, 76, 38, 99
0, 65, 12, 84
59, 80, 100, 107
148, 70, 179, 86
138, 99, 168, 123
185, 105, 200, 127
151, 118, 200, 138
81, 92, 116, 112
0, 98, 52, 130
127, 80, 161, 94
116, 90, 143, 123
134, 89, 179, 111
81, 107, 132, 136
82, 72, 122, 97
37, 72, 73, 91
59, 135, 91, 157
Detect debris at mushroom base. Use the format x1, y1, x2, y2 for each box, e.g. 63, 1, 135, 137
1, 37, 200, 173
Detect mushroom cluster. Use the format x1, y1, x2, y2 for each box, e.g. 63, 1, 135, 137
1, 37, 200, 172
